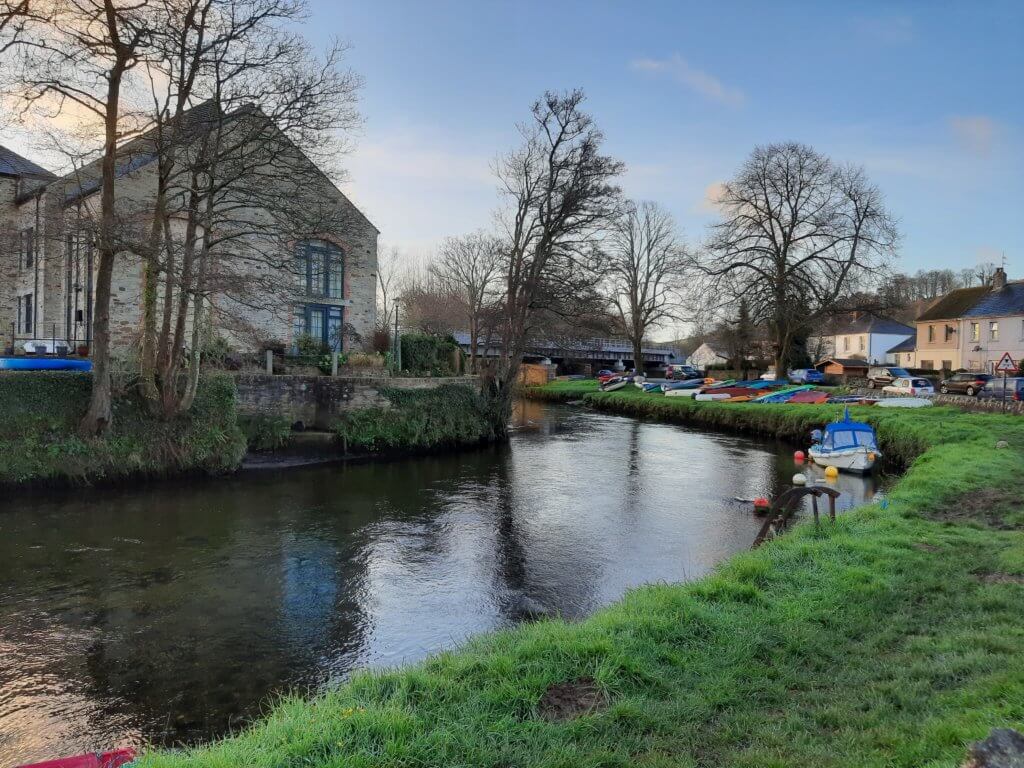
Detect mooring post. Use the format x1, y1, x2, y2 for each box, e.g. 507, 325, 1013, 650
811, 494, 820, 525
265, 349, 273, 375
828, 494, 836, 522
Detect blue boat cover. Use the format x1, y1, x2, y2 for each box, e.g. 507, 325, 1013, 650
0, 357, 92, 371
819, 409, 878, 451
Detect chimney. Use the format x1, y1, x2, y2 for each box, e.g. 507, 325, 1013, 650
991, 267, 1008, 291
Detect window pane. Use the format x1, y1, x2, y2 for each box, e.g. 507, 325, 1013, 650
309, 249, 324, 296
327, 257, 343, 299
327, 307, 343, 350
308, 307, 324, 342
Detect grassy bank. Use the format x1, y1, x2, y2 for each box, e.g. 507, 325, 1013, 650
0, 371, 246, 486
140, 381, 1024, 768
333, 383, 495, 453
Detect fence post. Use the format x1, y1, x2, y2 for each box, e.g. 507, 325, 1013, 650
331, 351, 339, 377
265, 349, 273, 375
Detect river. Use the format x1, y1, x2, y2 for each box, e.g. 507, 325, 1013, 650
0, 400, 884, 765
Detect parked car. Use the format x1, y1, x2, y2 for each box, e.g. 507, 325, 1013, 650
939, 372, 992, 396
866, 366, 911, 388
789, 368, 826, 384
882, 377, 935, 396
760, 367, 778, 381
666, 364, 703, 380
977, 377, 1024, 402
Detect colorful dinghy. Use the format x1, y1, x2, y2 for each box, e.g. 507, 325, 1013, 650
808, 409, 881, 473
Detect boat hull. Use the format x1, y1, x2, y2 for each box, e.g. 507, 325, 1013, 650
808, 446, 878, 473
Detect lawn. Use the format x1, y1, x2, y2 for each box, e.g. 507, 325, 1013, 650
140, 380, 1024, 768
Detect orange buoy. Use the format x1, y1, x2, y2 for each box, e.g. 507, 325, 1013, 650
793, 450, 805, 462
753, 496, 770, 512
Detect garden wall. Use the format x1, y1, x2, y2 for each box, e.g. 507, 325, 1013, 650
233, 373, 477, 430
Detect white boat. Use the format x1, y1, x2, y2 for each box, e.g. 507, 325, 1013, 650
665, 388, 699, 398
875, 397, 933, 408
600, 377, 631, 392
807, 410, 881, 474
695, 392, 730, 401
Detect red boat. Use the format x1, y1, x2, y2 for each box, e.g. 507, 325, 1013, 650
17, 749, 135, 768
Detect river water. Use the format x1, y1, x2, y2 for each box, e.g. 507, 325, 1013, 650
0, 400, 884, 765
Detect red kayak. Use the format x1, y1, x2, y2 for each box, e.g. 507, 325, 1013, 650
17, 749, 135, 768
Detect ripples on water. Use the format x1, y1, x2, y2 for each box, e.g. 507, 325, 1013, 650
0, 400, 884, 765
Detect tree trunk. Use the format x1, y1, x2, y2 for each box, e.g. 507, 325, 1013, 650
79, 56, 125, 437
633, 340, 643, 376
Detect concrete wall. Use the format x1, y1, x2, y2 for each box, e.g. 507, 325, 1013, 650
234, 374, 476, 430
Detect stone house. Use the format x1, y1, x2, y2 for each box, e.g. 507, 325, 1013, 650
0, 104, 377, 357
914, 268, 1024, 373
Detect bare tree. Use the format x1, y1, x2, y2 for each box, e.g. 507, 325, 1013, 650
699, 142, 899, 373
376, 244, 402, 334
492, 89, 623, 427
605, 200, 686, 372
431, 231, 503, 372
3, 0, 153, 435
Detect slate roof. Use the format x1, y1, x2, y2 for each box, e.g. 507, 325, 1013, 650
961, 282, 1024, 319
886, 336, 916, 354
916, 286, 991, 321
0, 145, 55, 179
830, 313, 914, 336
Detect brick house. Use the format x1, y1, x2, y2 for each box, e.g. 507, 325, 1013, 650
0, 106, 377, 357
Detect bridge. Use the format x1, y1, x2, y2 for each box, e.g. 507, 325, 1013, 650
450, 332, 680, 369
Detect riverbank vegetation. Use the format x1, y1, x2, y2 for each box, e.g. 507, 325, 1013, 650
0, 372, 246, 486
334, 384, 495, 453
140, 380, 1024, 767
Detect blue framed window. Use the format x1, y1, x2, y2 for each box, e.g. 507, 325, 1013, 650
293, 304, 344, 351
295, 240, 343, 299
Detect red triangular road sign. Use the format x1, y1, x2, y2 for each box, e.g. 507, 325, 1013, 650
995, 352, 1017, 372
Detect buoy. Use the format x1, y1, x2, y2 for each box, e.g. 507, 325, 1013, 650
792, 473, 807, 486
753, 496, 770, 512
793, 450, 805, 463
825, 466, 839, 479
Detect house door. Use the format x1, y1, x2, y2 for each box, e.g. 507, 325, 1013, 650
303, 305, 344, 351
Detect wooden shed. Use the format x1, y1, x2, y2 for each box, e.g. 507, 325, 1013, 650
816, 357, 869, 377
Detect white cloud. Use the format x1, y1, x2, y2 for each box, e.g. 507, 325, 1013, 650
694, 181, 728, 214
948, 115, 998, 156
629, 54, 744, 107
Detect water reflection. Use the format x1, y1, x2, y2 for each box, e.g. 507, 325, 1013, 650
0, 401, 884, 766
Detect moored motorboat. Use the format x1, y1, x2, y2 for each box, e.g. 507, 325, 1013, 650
807, 410, 881, 474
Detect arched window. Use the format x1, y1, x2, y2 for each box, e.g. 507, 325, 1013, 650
295, 239, 343, 299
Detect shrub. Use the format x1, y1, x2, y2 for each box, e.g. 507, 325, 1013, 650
347, 352, 385, 368
400, 333, 460, 375
335, 384, 492, 452
0, 371, 246, 486
240, 414, 292, 451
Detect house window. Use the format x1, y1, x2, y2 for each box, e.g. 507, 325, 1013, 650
927, 325, 934, 343
942, 360, 952, 371
18, 293, 33, 335
858, 335, 865, 352
920, 359, 934, 370
990, 321, 999, 341
293, 304, 344, 352
294, 240, 343, 299
970, 322, 979, 342
19, 227, 34, 269
843, 336, 850, 352
944, 325, 953, 342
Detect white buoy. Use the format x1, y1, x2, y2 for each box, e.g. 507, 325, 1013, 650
792, 473, 807, 486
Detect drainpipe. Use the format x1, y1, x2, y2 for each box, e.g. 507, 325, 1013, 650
33, 191, 41, 341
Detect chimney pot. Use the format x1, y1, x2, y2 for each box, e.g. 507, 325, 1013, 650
992, 267, 1008, 290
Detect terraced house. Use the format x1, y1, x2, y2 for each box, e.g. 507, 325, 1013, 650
0, 105, 377, 357
914, 267, 1024, 372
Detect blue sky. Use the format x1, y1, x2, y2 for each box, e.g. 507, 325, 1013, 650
321, 0, 1022, 277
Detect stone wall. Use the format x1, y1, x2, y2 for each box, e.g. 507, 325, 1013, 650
234, 374, 476, 430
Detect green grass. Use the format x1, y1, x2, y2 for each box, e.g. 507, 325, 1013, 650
0, 371, 246, 485
140, 380, 1024, 768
